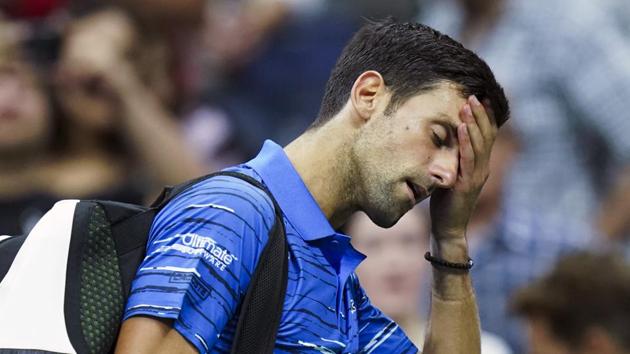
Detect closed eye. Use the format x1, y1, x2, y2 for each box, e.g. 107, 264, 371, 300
432, 131, 445, 147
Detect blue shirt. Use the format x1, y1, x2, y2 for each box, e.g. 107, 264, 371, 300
124, 140, 418, 353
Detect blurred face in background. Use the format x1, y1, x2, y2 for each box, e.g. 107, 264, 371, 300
0, 60, 51, 159
526, 316, 628, 354
526, 317, 573, 354
348, 207, 429, 321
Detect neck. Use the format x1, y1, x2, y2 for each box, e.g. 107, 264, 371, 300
284, 123, 357, 229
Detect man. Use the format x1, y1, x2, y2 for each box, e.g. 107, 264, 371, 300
115, 19, 509, 353
512, 252, 630, 354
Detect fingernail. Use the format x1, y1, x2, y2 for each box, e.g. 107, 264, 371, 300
470, 95, 481, 106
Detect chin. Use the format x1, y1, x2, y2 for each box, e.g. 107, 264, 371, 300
362, 186, 409, 227
367, 207, 405, 228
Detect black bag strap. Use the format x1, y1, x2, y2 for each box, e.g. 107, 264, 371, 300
153, 171, 288, 353
0, 235, 26, 283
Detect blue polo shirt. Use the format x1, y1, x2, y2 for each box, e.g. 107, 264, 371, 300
123, 140, 418, 353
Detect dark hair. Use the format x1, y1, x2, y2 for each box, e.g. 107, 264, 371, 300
512, 252, 630, 350
312, 18, 509, 128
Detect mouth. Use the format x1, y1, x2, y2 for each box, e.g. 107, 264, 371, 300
406, 180, 427, 204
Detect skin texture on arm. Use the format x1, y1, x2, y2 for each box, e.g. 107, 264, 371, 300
423, 96, 497, 354
115, 317, 197, 354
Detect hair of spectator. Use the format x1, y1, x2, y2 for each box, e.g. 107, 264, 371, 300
311, 18, 510, 129
511, 252, 630, 350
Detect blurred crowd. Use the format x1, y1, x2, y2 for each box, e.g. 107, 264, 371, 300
1, 0, 629, 353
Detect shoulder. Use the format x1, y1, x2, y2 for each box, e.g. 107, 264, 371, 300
150, 170, 277, 242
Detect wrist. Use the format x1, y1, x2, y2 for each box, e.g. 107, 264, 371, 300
430, 236, 470, 263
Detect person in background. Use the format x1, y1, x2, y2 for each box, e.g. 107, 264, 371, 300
54, 8, 206, 202
0, 6, 207, 235
0, 18, 58, 235
512, 252, 630, 354
347, 206, 513, 354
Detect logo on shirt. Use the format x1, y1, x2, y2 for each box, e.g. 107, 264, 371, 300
156, 233, 238, 272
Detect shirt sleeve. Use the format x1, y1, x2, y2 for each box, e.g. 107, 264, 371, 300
123, 176, 276, 353
352, 275, 419, 354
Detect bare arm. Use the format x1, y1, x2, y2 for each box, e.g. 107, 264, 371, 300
423, 96, 498, 353
422, 238, 480, 354
115, 317, 198, 354
107, 62, 207, 186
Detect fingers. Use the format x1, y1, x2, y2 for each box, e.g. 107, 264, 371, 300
458, 123, 474, 179
460, 103, 484, 157
469, 96, 497, 142
457, 96, 498, 185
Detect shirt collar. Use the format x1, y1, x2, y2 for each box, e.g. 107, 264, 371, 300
246, 140, 336, 241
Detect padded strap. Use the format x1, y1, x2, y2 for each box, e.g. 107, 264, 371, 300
0, 235, 26, 283
161, 171, 288, 354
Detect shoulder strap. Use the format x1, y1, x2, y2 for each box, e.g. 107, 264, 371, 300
220, 172, 288, 354
0, 235, 26, 283
153, 171, 287, 353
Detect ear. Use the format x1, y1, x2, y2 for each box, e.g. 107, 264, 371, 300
350, 70, 386, 122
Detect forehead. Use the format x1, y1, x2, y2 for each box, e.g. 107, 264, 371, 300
396, 81, 467, 126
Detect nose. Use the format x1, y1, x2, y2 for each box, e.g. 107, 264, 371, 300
428, 150, 458, 189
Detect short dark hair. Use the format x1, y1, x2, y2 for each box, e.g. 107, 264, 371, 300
312, 18, 509, 128
512, 252, 630, 350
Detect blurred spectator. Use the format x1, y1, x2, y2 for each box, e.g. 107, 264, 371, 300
347, 207, 513, 354
54, 8, 206, 200
1, 6, 208, 234
512, 252, 630, 354
420, 0, 630, 246
0, 19, 58, 235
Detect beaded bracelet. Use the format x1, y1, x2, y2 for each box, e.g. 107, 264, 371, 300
424, 252, 474, 271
